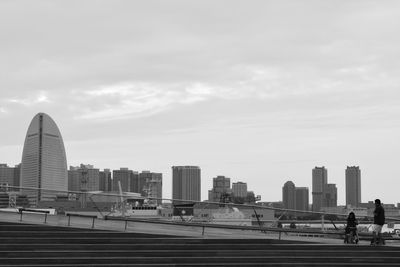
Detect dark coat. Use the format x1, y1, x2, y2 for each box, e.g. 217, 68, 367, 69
374, 205, 385, 226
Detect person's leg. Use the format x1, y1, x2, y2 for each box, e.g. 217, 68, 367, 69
371, 225, 377, 245
377, 227, 385, 245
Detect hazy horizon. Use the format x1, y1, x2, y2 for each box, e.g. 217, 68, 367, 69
1, 1, 400, 205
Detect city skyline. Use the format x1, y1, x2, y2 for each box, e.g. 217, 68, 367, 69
1, 1, 400, 205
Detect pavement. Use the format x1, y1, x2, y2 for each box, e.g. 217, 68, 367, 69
1, 209, 399, 246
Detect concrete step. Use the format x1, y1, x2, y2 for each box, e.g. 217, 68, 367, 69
1, 256, 400, 265
0, 221, 399, 266
1, 264, 400, 267
1, 243, 397, 251
0, 249, 399, 258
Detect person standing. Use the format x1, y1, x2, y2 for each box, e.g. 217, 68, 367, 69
371, 199, 385, 245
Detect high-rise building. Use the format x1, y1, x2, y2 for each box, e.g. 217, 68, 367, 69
138, 171, 163, 205
295, 187, 309, 211
99, 169, 112, 192
282, 181, 296, 210
323, 183, 337, 207
346, 166, 361, 207
138, 171, 152, 195
113, 168, 137, 192
131, 171, 139, 193
172, 166, 201, 204
208, 176, 231, 202
312, 166, 328, 211
0, 164, 20, 190
232, 181, 247, 198
20, 113, 68, 206
68, 164, 100, 192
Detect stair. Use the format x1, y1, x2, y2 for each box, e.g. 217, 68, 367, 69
0, 221, 399, 266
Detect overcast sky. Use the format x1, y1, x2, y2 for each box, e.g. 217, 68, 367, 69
1, 0, 400, 205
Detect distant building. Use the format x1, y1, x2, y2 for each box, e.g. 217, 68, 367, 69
295, 187, 309, 211
323, 183, 337, 208
282, 181, 296, 210
312, 166, 328, 211
0, 163, 20, 190
99, 169, 112, 192
68, 164, 100, 192
20, 113, 68, 206
113, 168, 137, 192
208, 176, 231, 202
283, 181, 309, 212
172, 166, 201, 204
232, 181, 247, 198
138, 171, 163, 205
346, 166, 361, 207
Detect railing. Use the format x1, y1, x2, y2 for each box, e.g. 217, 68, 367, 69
66, 213, 97, 228
18, 208, 50, 223
1, 185, 400, 242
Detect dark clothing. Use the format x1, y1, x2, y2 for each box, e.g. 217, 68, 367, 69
346, 218, 358, 228
374, 205, 385, 226
345, 217, 358, 234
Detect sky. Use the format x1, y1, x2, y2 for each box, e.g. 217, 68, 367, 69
1, 0, 400, 205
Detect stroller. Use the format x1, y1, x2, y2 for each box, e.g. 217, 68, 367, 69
344, 226, 359, 244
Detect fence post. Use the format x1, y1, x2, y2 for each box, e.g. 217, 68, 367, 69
19, 210, 23, 221
321, 214, 325, 232
44, 213, 48, 224
68, 215, 71, 226
202, 226, 205, 236
125, 220, 128, 231
91, 217, 95, 228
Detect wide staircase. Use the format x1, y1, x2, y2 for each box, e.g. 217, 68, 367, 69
0, 221, 399, 266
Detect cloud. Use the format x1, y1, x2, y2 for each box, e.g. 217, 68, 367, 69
7, 91, 50, 106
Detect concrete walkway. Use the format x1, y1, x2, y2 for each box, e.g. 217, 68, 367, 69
1, 209, 398, 246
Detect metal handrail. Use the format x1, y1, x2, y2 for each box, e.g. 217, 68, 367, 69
65, 213, 97, 228
18, 208, 50, 223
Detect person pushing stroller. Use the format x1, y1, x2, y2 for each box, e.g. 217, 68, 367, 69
344, 212, 359, 244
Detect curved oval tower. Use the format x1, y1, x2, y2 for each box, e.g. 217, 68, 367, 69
20, 113, 68, 206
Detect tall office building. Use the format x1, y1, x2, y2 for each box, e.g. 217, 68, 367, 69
0, 164, 20, 190
68, 164, 100, 192
208, 176, 231, 202
20, 113, 68, 206
282, 181, 296, 210
138, 171, 152, 195
312, 166, 328, 211
172, 166, 201, 204
232, 181, 247, 198
346, 166, 361, 207
99, 169, 112, 192
113, 168, 137, 192
138, 171, 163, 205
295, 187, 309, 211
323, 183, 337, 207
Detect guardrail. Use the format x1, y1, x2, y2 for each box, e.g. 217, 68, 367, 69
103, 215, 397, 241
18, 208, 50, 223
66, 213, 97, 228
